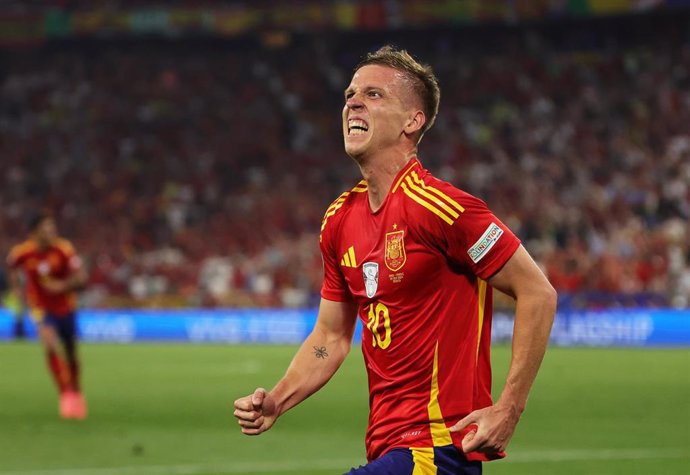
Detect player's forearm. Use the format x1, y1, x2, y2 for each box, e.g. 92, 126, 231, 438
41, 270, 88, 294
66, 270, 88, 291
62, 267, 88, 292
270, 324, 352, 418
497, 285, 557, 413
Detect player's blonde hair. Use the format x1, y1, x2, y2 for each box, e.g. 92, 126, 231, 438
355, 45, 440, 142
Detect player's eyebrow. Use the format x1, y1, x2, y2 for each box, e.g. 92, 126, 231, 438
344, 86, 383, 99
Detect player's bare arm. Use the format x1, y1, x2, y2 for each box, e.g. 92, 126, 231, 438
451, 245, 557, 453
234, 298, 358, 435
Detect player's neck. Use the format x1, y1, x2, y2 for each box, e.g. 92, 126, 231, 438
357, 149, 417, 212
31, 236, 53, 250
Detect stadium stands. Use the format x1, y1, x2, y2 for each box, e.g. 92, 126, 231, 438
1, 13, 688, 309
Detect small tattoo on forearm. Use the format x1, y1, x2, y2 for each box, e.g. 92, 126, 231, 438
313, 346, 328, 359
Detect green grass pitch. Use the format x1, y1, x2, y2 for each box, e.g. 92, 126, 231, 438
0, 342, 688, 475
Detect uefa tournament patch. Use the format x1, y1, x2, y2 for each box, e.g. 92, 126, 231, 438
468, 222, 503, 263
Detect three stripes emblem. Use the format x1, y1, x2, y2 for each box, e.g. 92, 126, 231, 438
340, 246, 357, 268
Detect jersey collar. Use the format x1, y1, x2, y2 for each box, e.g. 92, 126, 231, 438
390, 157, 421, 194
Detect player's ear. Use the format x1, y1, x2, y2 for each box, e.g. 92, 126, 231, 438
404, 110, 425, 137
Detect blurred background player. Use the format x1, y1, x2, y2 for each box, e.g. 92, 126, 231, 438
6, 212, 88, 419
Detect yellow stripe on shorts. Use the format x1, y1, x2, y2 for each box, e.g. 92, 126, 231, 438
411, 447, 437, 475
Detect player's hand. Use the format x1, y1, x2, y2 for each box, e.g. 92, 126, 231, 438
449, 402, 521, 454
233, 388, 277, 436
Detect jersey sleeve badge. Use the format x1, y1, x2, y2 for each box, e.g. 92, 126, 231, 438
467, 222, 504, 263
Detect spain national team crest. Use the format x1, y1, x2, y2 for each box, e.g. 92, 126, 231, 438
363, 262, 379, 298
384, 230, 406, 272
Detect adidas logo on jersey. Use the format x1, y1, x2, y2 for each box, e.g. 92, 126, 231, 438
340, 246, 357, 268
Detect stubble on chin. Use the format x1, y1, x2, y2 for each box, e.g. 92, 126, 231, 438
344, 142, 367, 165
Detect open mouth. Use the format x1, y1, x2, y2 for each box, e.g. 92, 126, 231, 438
348, 119, 369, 136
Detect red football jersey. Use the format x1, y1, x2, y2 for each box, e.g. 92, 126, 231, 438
7, 238, 82, 318
320, 159, 520, 462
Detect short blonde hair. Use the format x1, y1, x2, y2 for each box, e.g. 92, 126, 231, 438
355, 45, 440, 140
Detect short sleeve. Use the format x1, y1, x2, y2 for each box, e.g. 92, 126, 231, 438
6, 246, 23, 268
319, 226, 352, 302
444, 194, 520, 280
56, 239, 82, 270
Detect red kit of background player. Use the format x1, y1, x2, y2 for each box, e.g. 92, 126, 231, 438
7, 214, 88, 419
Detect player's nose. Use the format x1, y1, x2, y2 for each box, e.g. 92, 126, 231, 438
345, 94, 364, 110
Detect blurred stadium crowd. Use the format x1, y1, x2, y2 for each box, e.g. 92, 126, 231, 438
1, 14, 689, 309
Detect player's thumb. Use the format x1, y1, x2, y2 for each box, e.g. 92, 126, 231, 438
252, 388, 266, 409
461, 426, 480, 453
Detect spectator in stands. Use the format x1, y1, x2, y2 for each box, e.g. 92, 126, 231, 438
0, 22, 687, 309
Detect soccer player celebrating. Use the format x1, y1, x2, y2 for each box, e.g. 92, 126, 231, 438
6, 212, 88, 420
234, 46, 557, 473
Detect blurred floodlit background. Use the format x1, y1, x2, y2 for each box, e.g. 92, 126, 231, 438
0, 2, 689, 475
0, 0, 688, 314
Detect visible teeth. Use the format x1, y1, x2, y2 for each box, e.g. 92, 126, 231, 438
348, 119, 368, 133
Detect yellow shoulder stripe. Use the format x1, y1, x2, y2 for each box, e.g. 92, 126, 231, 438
410, 171, 465, 214
8, 240, 36, 263
401, 171, 465, 226
325, 191, 349, 214
391, 160, 419, 194
352, 180, 368, 193
321, 193, 349, 233
402, 182, 454, 225
54, 238, 75, 256
405, 176, 461, 219
320, 182, 368, 239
